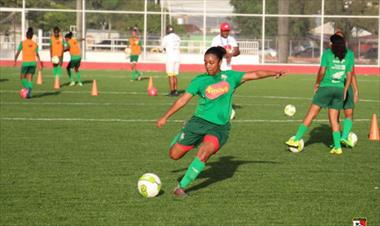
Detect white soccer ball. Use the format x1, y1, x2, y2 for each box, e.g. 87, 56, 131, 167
137, 173, 161, 198
348, 132, 358, 147
230, 109, 236, 120
288, 136, 304, 153
51, 56, 60, 64
284, 104, 296, 117
124, 47, 131, 55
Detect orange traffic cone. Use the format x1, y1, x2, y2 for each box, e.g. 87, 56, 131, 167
53, 76, 60, 89
147, 76, 154, 90
36, 70, 43, 85
369, 113, 380, 141
91, 80, 98, 96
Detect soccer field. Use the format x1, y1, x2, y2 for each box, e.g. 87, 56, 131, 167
1, 67, 379, 225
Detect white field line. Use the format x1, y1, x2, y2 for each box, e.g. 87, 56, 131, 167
0, 117, 371, 123
0, 90, 379, 102
0, 101, 289, 107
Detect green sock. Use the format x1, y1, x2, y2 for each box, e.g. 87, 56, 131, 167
53, 67, 57, 77
341, 118, 353, 140
294, 124, 308, 141
333, 131, 341, 148
57, 66, 62, 77
179, 157, 205, 189
27, 81, 33, 89
76, 71, 81, 82
21, 79, 28, 88
68, 69, 73, 81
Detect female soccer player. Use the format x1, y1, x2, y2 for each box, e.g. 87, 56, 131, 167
64, 32, 83, 86
50, 26, 64, 78
157, 46, 285, 197
127, 29, 142, 81
335, 30, 359, 148
286, 34, 354, 155
14, 27, 42, 98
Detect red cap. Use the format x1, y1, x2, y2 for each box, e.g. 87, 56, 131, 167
220, 22, 231, 31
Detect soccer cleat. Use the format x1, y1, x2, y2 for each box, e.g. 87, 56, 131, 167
78, 82, 83, 87
173, 186, 187, 198
340, 139, 354, 148
26, 88, 32, 99
330, 147, 343, 155
69, 81, 76, 86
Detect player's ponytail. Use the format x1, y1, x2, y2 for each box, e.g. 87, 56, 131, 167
26, 27, 33, 39
205, 46, 227, 62
330, 34, 346, 61
65, 32, 73, 39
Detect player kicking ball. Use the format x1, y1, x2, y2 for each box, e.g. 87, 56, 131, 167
157, 46, 285, 197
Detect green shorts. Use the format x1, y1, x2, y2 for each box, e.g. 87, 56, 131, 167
130, 55, 139, 62
21, 65, 36, 75
312, 87, 344, 110
67, 59, 81, 69
343, 86, 354, 110
173, 116, 230, 151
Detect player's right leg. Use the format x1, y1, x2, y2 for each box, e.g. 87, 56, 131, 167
67, 61, 75, 86
329, 108, 343, 155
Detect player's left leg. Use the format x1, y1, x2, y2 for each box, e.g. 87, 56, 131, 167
329, 109, 343, 155
175, 135, 220, 197
25, 71, 34, 98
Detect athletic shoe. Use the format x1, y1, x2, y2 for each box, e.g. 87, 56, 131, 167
285, 137, 301, 151
69, 81, 76, 86
26, 88, 32, 99
330, 147, 343, 155
173, 186, 187, 198
78, 82, 83, 87
340, 139, 354, 148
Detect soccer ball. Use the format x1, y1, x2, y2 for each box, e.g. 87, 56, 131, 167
148, 87, 158, 96
288, 136, 304, 153
19, 88, 28, 99
284, 104, 296, 117
137, 173, 161, 198
230, 109, 236, 120
124, 47, 131, 55
348, 132, 358, 147
51, 56, 60, 64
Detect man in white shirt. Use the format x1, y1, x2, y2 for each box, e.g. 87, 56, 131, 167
161, 25, 181, 96
211, 22, 240, 71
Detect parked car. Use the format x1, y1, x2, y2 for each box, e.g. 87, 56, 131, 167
92, 39, 128, 51
293, 47, 320, 57
362, 48, 378, 59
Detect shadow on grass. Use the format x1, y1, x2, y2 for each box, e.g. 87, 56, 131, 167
304, 124, 331, 148
0, 79, 10, 82
173, 156, 279, 194
32, 91, 61, 98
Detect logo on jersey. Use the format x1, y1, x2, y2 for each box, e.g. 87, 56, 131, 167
205, 81, 230, 100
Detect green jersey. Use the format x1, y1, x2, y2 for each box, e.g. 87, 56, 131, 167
186, 70, 245, 125
320, 48, 354, 88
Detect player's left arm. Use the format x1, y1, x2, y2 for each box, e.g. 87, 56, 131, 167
242, 70, 285, 82
232, 46, 240, 57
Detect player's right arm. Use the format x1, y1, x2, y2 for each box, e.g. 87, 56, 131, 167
351, 67, 359, 103
314, 66, 325, 93
13, 42, 22, 66
157, 93, 193, 128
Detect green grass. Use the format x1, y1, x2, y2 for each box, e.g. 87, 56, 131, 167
1, 67, 379, 225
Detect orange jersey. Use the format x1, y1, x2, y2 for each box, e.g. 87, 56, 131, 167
66, 38, 81, 56
128, 37, 141, 55
50, 35, 64, 57
18, 39, 38, 62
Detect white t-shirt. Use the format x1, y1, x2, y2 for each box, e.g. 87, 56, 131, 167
161, 33, 181, 62
211, 34, 238, 70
